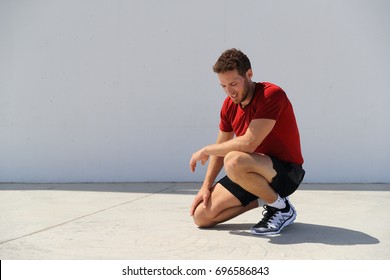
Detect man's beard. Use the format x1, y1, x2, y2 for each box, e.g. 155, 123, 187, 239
240, 79, 251, 104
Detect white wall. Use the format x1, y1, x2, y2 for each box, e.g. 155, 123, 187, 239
1, 0, 389, 183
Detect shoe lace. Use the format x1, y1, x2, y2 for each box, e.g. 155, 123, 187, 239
257, 205, 278, 226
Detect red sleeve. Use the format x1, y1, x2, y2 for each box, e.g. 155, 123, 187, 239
254, 85, 287, 120
219, 98, 233, 132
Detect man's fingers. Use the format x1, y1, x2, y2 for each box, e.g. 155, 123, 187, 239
202, 197, 208, 208
189, 201, 196, 216
189, 159, 196, 172
189, 195, 201, 216
189, 204, 195, 216
190, 150, 208, 172
202, 193, 210, 208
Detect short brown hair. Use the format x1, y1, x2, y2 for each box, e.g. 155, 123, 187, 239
213, 48, 252, 76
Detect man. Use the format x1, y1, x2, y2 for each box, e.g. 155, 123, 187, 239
189, 48, 305, 235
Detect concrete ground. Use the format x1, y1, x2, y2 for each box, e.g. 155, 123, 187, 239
0, 182, 389, 260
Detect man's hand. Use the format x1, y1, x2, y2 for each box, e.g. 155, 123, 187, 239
189, 148, 209, 172
189, 186, 211, 216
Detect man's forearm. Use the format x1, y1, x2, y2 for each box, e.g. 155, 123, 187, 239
190, 130, 234, 176
201, 130, 234, 188
203, 119, 276, 157
203, 136, 253, 157
202, 155, 224, 189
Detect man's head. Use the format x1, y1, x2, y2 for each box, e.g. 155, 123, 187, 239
213, 49, 254, 106
213, 48, 252, 77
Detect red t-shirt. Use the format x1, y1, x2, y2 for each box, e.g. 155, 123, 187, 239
219, 82, 304, 165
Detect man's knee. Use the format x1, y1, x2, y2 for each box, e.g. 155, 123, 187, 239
192, 205, 217, 228
224, 151, 247, 180
223, 151, 245, 172
193, 216, 216, 228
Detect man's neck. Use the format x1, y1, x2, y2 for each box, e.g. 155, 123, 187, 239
241, 82, 256, 108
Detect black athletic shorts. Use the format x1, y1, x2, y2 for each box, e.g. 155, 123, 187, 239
218, 156, 305, 206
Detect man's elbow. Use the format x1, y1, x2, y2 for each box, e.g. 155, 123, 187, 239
236, 135, 261, 154
242, 141, 258, 154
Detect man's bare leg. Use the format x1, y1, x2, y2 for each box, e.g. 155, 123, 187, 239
193, 152, 282, 228
224, 151, 279, 203
193, 183, 258, 228
223, 151, 300, 235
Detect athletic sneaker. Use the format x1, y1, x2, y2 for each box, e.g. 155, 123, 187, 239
250, 198, 297, 235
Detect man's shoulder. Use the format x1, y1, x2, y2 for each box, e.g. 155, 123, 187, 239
260, 82, 285, 93
257, 82, 287, 101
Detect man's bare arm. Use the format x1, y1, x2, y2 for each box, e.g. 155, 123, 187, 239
190, 119, 276, 172
200, 130, 234, 188
189, 130, 234, 216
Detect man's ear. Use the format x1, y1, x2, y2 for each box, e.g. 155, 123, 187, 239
246, 69, 253, 79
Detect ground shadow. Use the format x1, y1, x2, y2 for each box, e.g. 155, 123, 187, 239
211, 222, 380, 246
0, 183, 389, 194
0, 183, 199, 195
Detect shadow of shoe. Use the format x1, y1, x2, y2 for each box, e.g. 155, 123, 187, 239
223, 222, 380, 246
